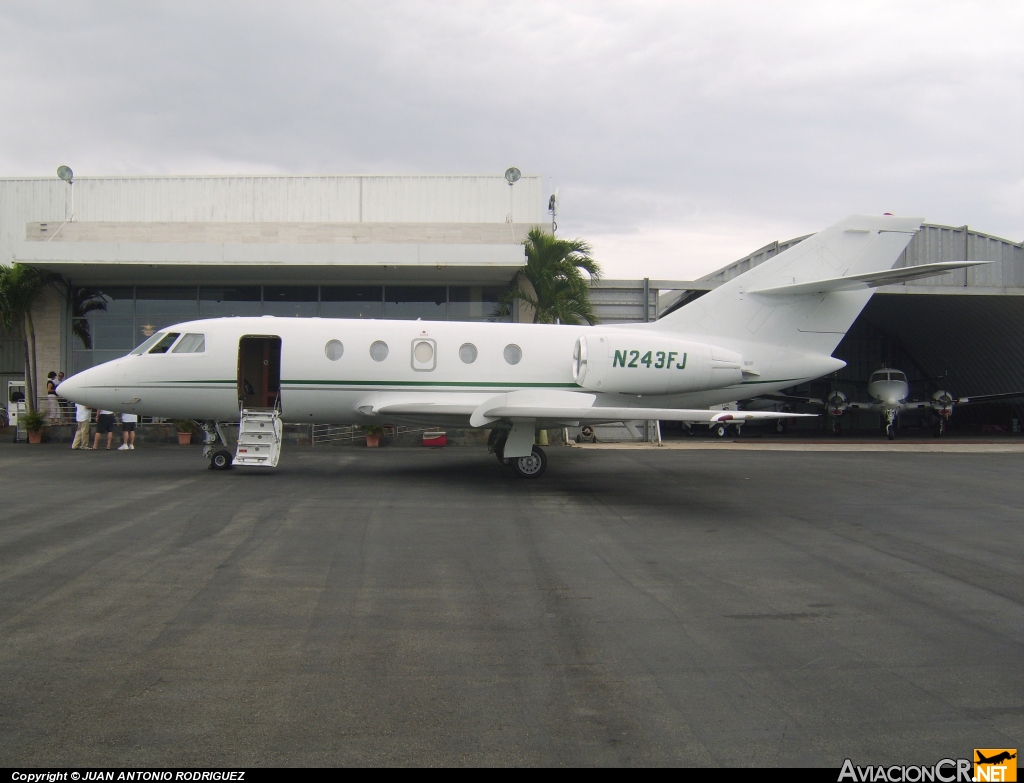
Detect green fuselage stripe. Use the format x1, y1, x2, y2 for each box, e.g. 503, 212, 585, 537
164, 379, 579, 388
162, 378, 798, 389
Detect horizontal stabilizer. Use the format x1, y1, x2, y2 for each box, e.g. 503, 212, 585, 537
746, 261, 990, 297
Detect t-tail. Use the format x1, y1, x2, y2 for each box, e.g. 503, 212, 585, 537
643, 215, 966, 382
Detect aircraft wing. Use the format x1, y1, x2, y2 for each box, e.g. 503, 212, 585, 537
956, 391, 1024, 405
356, 392, 485, 417
845, 401, 879, 412
467, 389, 815, 427
756, 393, 826, 406
746, 260, 991, 296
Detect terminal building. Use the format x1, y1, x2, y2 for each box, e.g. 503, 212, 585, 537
2, 173, 1022, 432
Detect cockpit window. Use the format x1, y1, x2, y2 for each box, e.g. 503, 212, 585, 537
172, 333, 206, 353
148, 332, 181, 354
871, 371, 887, 381
890, 371, 906, 382
130, 332, 166, 355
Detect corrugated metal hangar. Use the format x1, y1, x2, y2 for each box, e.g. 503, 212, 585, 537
2, 173, 1022, 432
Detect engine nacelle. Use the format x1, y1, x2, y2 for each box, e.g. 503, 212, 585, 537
573, 335, 744, 395
932, 390, 955, 416
827, 390, 848, 415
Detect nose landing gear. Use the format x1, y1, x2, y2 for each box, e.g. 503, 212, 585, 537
202, 421, 234, 470
885, 409, 897, 440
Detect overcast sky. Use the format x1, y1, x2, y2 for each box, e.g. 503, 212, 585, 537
0, 1, 1020, 279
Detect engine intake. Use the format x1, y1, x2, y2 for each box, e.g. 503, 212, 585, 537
573, 335, 744, 395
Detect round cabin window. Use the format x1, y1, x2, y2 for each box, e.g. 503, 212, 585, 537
370, 341, 389, 362
503, 344, 522, 365
325, 340, 344, 361
414, 341, 434, 363
459, 343, 478, 364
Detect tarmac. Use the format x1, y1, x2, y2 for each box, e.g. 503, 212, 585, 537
1, 441, 1021, 766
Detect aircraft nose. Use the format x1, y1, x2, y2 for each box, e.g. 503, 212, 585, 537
56, 362, 119, 409
55, 375, 80, 399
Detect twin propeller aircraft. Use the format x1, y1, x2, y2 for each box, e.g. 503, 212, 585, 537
57, 214, 986, 477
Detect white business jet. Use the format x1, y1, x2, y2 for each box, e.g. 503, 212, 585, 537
824, 369, 1024, 438
58, 214, 985, 477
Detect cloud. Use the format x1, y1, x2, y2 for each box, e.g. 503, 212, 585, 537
0, 1, 1020, 278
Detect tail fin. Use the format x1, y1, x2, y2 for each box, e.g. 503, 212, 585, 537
655, 214, 922, 355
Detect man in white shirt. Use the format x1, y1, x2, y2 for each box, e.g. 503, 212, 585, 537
118, 412, 138, 450
71, 404, 91, 450
92, 409, 116, 450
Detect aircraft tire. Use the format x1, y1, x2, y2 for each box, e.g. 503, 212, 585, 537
512, 446, 546, 478
886, 424, 895, 440
210, 449, 234, 470
714, 423, 728, 438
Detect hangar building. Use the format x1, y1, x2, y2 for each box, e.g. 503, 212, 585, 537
0, 173, 544, 394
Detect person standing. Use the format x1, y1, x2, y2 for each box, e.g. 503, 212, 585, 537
45, 371, 61, 423
71, 404, 92, 450
56, 372, 68, 422
92, 409, 116, 450
118, 412, 138, 450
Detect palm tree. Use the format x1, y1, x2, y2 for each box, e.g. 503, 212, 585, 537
497, 228, 602, 324
71, 287, 108, 349
0, 264, 60, 413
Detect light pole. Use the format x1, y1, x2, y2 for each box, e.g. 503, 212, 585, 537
57, 165, 74, 222
504, 167, 520, 224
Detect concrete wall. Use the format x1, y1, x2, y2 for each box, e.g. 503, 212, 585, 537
26, 221, 540, 246
29, 287, 63, 397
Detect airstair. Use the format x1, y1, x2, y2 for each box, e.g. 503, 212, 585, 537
233, 408, 283, 467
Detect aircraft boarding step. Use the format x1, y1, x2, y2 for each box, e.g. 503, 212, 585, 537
234, 408, 283, 467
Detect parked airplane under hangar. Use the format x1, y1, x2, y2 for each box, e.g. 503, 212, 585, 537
1, 173, 1022, 440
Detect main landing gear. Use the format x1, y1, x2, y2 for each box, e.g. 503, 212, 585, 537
488, 429, 548, 479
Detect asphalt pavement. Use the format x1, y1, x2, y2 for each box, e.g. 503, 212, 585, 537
1, 442, 1021, 766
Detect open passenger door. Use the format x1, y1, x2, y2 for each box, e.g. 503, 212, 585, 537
237, 336, 282, 410
232, 335, 283, 468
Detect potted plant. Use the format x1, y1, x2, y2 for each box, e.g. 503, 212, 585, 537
22, 409, 45, 444
363, 424, 385, 448
173, 419, 195, 445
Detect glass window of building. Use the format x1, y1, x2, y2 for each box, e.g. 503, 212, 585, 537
200, 287, 262, 317
449, 286, 508, 322
384, 286, 447, 321
90, 287, 135, 317
321, 286, 384, 319
135, 287, 199, 344
136, 287, 199, 317
71, 287, 136, 373
263, 286, 318, 317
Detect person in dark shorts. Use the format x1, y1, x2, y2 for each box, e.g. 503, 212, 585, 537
118, 412, 137, 450
92, 409, 116, 450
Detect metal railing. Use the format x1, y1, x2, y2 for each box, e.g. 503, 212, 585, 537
312, 423, 431, 445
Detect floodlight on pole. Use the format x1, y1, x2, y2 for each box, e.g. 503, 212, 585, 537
57, 165, 74, 222
504, 167, 520, 224
548, 189, 558, 234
